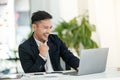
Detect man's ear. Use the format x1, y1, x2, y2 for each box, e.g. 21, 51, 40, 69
32, 24, 36, 31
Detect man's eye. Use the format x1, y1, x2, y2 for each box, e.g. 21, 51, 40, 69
50, 26, 52, 29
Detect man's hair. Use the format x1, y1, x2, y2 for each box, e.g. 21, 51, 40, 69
31, 10, 52, 24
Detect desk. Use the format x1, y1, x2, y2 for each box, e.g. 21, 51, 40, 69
4, 68, 120, 80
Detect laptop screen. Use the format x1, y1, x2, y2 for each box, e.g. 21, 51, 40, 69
78, 48, 109, 75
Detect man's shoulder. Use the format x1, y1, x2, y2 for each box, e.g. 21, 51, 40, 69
49, 34, 60, 41
49, 34, 57, 37
19, 40, 28, 49
19, 37, 33, 48
20, 39, 29, 45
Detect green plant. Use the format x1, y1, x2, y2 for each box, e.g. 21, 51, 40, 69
53, 15, 99, 55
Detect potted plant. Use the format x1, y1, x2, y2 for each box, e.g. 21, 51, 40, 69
53, 15, 99, 55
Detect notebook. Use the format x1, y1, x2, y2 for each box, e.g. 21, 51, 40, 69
0, 74, 23, 79
64, 48, 109, 76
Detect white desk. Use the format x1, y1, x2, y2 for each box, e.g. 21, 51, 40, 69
4, 68, 120, 80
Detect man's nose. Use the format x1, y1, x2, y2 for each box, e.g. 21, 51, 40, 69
47, 28, 51, 33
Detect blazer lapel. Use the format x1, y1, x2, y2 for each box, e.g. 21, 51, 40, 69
47, 39, 57, 69
29, 35, 39, 56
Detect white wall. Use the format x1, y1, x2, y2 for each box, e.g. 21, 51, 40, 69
88, 0, 120, 68
59, 0, 78, 21
30, 0, 60, 26
30, 0, 50, 13
77, 0, 88, 15
7, 0, 16, 50
15, 0, 30, 11
115, 0, 120, 67
0, 0, 15, 58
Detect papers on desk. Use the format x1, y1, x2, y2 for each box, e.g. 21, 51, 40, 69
43, 73, 63, 78
28, 72, 46, 75
23, 70, 76, 78
0, 74, 23, 79
23, 71, 64, 79
27, 70, 76, 75
46, 70, 77, 74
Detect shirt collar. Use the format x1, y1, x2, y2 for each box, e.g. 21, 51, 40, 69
34, 37, 47, 46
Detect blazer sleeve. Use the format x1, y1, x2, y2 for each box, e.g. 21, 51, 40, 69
55, 36, 80, 69
19, 44, 46, 73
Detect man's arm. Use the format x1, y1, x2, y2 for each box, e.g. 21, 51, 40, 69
19, 45, 46, 73
57, 36, 80, 70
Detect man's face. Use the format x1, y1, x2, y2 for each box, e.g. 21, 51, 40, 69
33, 19, 52, 43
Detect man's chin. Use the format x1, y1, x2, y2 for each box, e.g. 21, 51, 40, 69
43, 38, 48, 42
43, 35, 49, 41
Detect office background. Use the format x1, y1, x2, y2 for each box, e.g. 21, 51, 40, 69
0, 0, 120, 74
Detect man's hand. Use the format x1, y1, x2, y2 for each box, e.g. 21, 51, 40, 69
38, 42, 49, 58
76, 67, 79, 72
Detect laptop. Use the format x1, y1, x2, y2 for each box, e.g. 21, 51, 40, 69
64, 48, 109, 75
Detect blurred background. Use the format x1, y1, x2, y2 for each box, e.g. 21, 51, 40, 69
0, 0, 120, 74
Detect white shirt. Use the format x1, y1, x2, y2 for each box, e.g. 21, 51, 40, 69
34, 38, 54, 72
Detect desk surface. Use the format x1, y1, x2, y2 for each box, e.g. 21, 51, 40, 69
2, 68, 120, 80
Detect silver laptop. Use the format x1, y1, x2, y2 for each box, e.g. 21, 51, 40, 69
77, 48, 109, 75
63, 48, 109, 75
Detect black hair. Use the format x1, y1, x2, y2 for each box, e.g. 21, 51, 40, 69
31, 10, 52, 24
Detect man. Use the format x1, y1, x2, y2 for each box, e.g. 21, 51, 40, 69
19, 10, 79, 73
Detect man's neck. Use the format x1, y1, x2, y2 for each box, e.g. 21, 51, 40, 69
33, 34, 45, 43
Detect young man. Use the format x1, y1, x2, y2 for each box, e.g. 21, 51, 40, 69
19, 10, 79, 73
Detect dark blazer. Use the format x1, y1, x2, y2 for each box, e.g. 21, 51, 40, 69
19, 34, 79, 73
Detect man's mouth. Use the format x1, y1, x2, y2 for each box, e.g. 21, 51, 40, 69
44, 34, 49, 38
